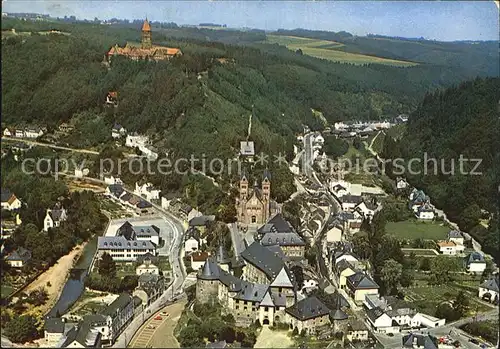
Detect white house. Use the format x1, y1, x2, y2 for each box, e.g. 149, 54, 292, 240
135, 259, 159, 275
478, 275, 499, 304
111, 124, 127, 139
15, 129, 25, 138
447, 230, 464, 245
125, 134, 149, 148
332, 184, 348, 198
104, 176, 123, 185
3, 128, 13, 137
74, 168, 90, 178
411, 313, 445, 328
43, 206, 68, 231
134, 182, 160, 201
326, 225, 343, 243
340, 195, 363, 212
396, 177, 409, 190
24, 128, 43, 138
464, 252, 486, 274
5, 247, 32, 268
190, 251, 210, 271
44, 318, 66, 346
334, 251, 359, 265
184, 237, 199, 253
139, 145, 158, 161
1, 189, 22, 211
436, 241, 465, 255
366, 308, 399, 334
415, 204, 435, 220
354, 201, 377, 218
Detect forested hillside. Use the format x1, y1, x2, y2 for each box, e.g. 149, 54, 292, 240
382, 77, 500, 259
2, 19, 498, 213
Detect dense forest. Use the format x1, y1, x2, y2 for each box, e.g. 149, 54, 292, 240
381, 77, 500, 259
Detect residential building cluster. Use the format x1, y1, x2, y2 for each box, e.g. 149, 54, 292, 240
105, 182, 154, 212
2, 126, 45, 139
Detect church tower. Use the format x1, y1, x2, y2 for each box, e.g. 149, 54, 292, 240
239, 172, 249, 200
262, 170, 271, 221
141, 18, 152, 49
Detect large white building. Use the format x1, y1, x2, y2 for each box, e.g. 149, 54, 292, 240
97, 236, 156, 262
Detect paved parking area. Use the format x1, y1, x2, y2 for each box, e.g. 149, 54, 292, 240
105, 216, 175, 255
129, 300, 187, 348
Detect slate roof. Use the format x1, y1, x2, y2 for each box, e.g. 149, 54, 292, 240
447, 230, 463, 239
1, 189, 14, 203
107, 184, 124, 197
269, 267, 294, 288
216, 245, 231, 264
402, 333, 438, 349
137, 273, 163, 296
133, 225, 160, 237
240, 242, 285, 280
198, 257, 221, 280
137, 200, 152, 209
102, 293, 133, 318
341, 195, 363, 204
286, 296, 330, 321
136, 252, 159, 265
366, 307, 386, 322
6, 247, 32, 262
331, 290, 350, 308
330, 308, 348, 321
464, 252, 485, 266
44, 317, 65, 333
335, 260, 355, 274
480, 275, 499, 292
117, 221, 135, 240
98, 236, 155, 250
233, 281, 268, 302
189, 215, 215, 226
60, 321, 101, 348
259, 213, 294, 234
347, 272, 379, 290
260, 232, 305, 247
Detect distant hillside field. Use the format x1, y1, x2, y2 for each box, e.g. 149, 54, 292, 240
265, 34, 418, 67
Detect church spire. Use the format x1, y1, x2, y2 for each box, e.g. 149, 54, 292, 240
141, 18, 152, 49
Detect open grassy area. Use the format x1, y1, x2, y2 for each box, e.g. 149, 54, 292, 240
265, 34, 418, 66
386, 220, 449, 240
1, 284, 14, 298
403, 284, 494, 317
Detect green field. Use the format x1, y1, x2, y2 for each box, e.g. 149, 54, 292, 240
404, 285, 494, 317
265, 35, 418, 67
386, 220, 449, 240
1, 284, 14, 298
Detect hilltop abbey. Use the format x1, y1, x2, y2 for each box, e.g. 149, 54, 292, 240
106, 19, 182, 62
236, 171, 279, 225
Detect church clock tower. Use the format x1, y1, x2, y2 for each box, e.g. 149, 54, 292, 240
141, 18, 152, 49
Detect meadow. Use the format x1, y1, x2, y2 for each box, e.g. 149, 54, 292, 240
265, 35, 418, 67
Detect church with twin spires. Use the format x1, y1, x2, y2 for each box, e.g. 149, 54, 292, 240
236, 170, 279, 225
106, 19, 182, 62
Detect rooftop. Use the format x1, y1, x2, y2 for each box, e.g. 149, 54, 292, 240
286, 296, 330, 321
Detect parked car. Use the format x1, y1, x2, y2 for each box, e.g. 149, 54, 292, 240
154, 315, 162, 321
469, 338, 480, 345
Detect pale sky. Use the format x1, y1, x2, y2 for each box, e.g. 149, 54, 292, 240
3, 1, 499, 41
